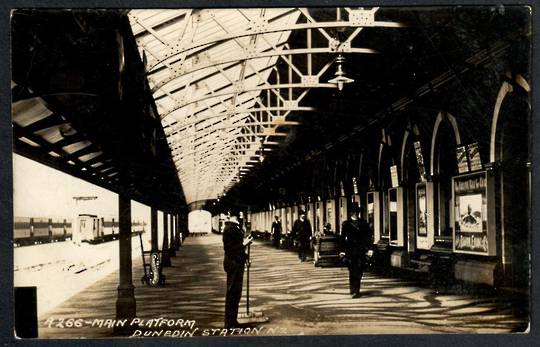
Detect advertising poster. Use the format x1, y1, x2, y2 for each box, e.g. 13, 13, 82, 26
456, 145, 469, 174
416, 184, 427, 236
467, 142, 483, 171
453, 172, 489, 254
413, 141, 426, 181
458, 194, 483, 233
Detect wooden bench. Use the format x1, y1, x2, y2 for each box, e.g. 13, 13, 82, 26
314, 235, 343, 267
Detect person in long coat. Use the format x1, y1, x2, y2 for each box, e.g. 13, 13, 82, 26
292, 210, 313, 262
340, 203, 373, 298
271, 215, 282, 247
222, 211, 253, 328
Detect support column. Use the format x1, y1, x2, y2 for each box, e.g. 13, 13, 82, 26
175, 214, 181, 249
169, 214, 176, 257
161, 212, 171, 267
115, 194, 135, 334
151, 207, 158, 252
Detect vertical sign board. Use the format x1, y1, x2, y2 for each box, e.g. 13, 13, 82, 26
390, 165, 400, 188
338, 197, 348, 234
388, 187, 405, 247
417, 181, 436, 250
325, 199, 336, 233
467, 142, 483, 172
414, 141, 427, 181
456, 145, 470, 174
452, 171, 496, 256
367, 191, 382, 243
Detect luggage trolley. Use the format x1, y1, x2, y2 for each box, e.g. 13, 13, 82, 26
139, 233, 166, 286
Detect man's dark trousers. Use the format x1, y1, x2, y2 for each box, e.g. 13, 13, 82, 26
224, 258, 244, 327
348, 253, 365, 294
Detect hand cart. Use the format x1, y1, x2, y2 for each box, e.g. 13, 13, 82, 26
139, 233, 166, 286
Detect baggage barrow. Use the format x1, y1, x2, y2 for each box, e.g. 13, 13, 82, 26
139, 233, 166, 286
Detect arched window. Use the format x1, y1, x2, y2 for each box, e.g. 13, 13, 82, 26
431, 112, 460, 248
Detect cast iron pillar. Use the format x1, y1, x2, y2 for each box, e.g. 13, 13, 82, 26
151, 207, 158, 252
114, 193, 135, 334
161, 212, 171, 267
169, 214, 176, 257
175, 214, 182, 251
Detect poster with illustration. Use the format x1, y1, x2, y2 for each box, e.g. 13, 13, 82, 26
458, 194, 483, 233
417, 184, 427, 236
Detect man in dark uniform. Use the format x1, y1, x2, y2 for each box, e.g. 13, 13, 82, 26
292, 210, 313, 262
271, 215, 282, 247
340, 203, 373, 298
222, 211, 253, 328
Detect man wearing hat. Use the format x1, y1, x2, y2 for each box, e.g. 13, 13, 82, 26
222, 210, 253, 328
292, 209, 313, 262
340, 203, 373, 298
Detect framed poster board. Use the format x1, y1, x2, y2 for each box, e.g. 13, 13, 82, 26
416, 183, 428, 237
452, 171, 496, 256
416, 182, 435, 250
367, 191, 382, 243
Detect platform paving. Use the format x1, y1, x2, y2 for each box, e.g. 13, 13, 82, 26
38, 233, 528, 338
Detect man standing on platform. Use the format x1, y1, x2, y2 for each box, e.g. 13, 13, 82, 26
271, 215, 282, 247
340, 203, 373, 298
222, 210, 253, 328
292, 210, 313, 262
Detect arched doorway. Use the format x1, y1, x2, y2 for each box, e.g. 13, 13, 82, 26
401, 128, 423, 253
378, 135, 395, 242
493, 83, 530, 288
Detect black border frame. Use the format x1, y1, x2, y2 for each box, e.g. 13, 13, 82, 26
1, 1, 538, 346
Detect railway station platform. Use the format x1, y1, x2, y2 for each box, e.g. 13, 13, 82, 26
38, 233, 528, 338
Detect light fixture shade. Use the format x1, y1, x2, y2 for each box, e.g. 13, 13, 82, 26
328, 54, 354, 90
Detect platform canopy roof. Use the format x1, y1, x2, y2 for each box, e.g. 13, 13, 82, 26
128, 8, 404, 204
11, 8, 528, 211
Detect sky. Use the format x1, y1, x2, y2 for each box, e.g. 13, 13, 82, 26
13, 154, 150, 223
